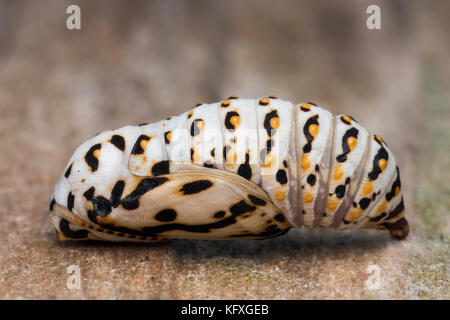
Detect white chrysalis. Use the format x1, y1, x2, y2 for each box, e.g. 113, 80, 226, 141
50, 96, 409, 242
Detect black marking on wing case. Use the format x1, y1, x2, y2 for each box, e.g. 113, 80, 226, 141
84, 177, 169, 223
229, 200, 256, 216
214, 211, 226, 219
248, 195, 267, 206
60, 218, 89, 239
230, 225, 290, 238
154, 209, 177, 222
121, 177, 169, 210
88, 199, 265, 238
180, 180, 213, 195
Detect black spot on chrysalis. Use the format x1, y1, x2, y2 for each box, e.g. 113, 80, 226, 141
303, 114, 319, 153
336, 127, 359, 163
214, 211, 226, 219
164, 131, 172, 145
64, 163, 72, 178
248, 195, 267, 206
276, 169, 288, 185
111, 180, 125, 208
152, 161, 170, 176
359, 197, 371, 210
237, 153, 252, 180
131, 135, 150, 155
121, 177, 169, 210
49, 198, 56, 211
85, 143, 102, 171
274, 213, 286, 222
335, 185, 346, 199
263, 110, 280, 136
190, 119, 204, 137
225, 111, 240, 131
180, 180, 213, 195
59, 219, 88, 239
203, 161, 214, 168
110, 135, 125, 151
230, 200, 256, 216
67, 192, 75, 212
154, 209, 177, 222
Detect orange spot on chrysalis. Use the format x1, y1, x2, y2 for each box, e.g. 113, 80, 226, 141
309, 124, 319, 138
327, 200, 339, 211
333, 166, 344, 181
304, 192, 314, 203
362, 181, 373, 195
301, 154, 310, 171
348, 137, 357, 151
275, 189, 286, 202
269, 117, 280, 129
378, 159, 387, 171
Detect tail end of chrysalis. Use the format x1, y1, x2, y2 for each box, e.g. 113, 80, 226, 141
384, 217, 409, 240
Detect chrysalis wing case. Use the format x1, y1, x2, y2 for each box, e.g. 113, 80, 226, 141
50, 96, 409, 242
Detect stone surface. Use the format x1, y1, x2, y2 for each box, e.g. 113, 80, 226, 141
0, 0, 448, 299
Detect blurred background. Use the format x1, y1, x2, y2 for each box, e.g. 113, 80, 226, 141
0, 0, 448, 299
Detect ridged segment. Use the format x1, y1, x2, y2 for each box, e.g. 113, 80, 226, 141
319, 115, 370, 228
255, 97, 297, 225
216, 98, 260, 184
128, 121, 167, 176
294, 102, 334, 228
312, 111, 335, 227
338, 135, 397, 229
162, 112, 191, 163
185, 102, 223, 169
358, 161, 404, 228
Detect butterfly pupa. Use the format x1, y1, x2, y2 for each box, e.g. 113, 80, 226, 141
50, 97, 409, 242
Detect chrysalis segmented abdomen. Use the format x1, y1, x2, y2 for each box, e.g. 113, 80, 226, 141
50, 96, 409, 242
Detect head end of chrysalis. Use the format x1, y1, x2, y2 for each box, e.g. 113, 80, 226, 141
50, 204, 90, 242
